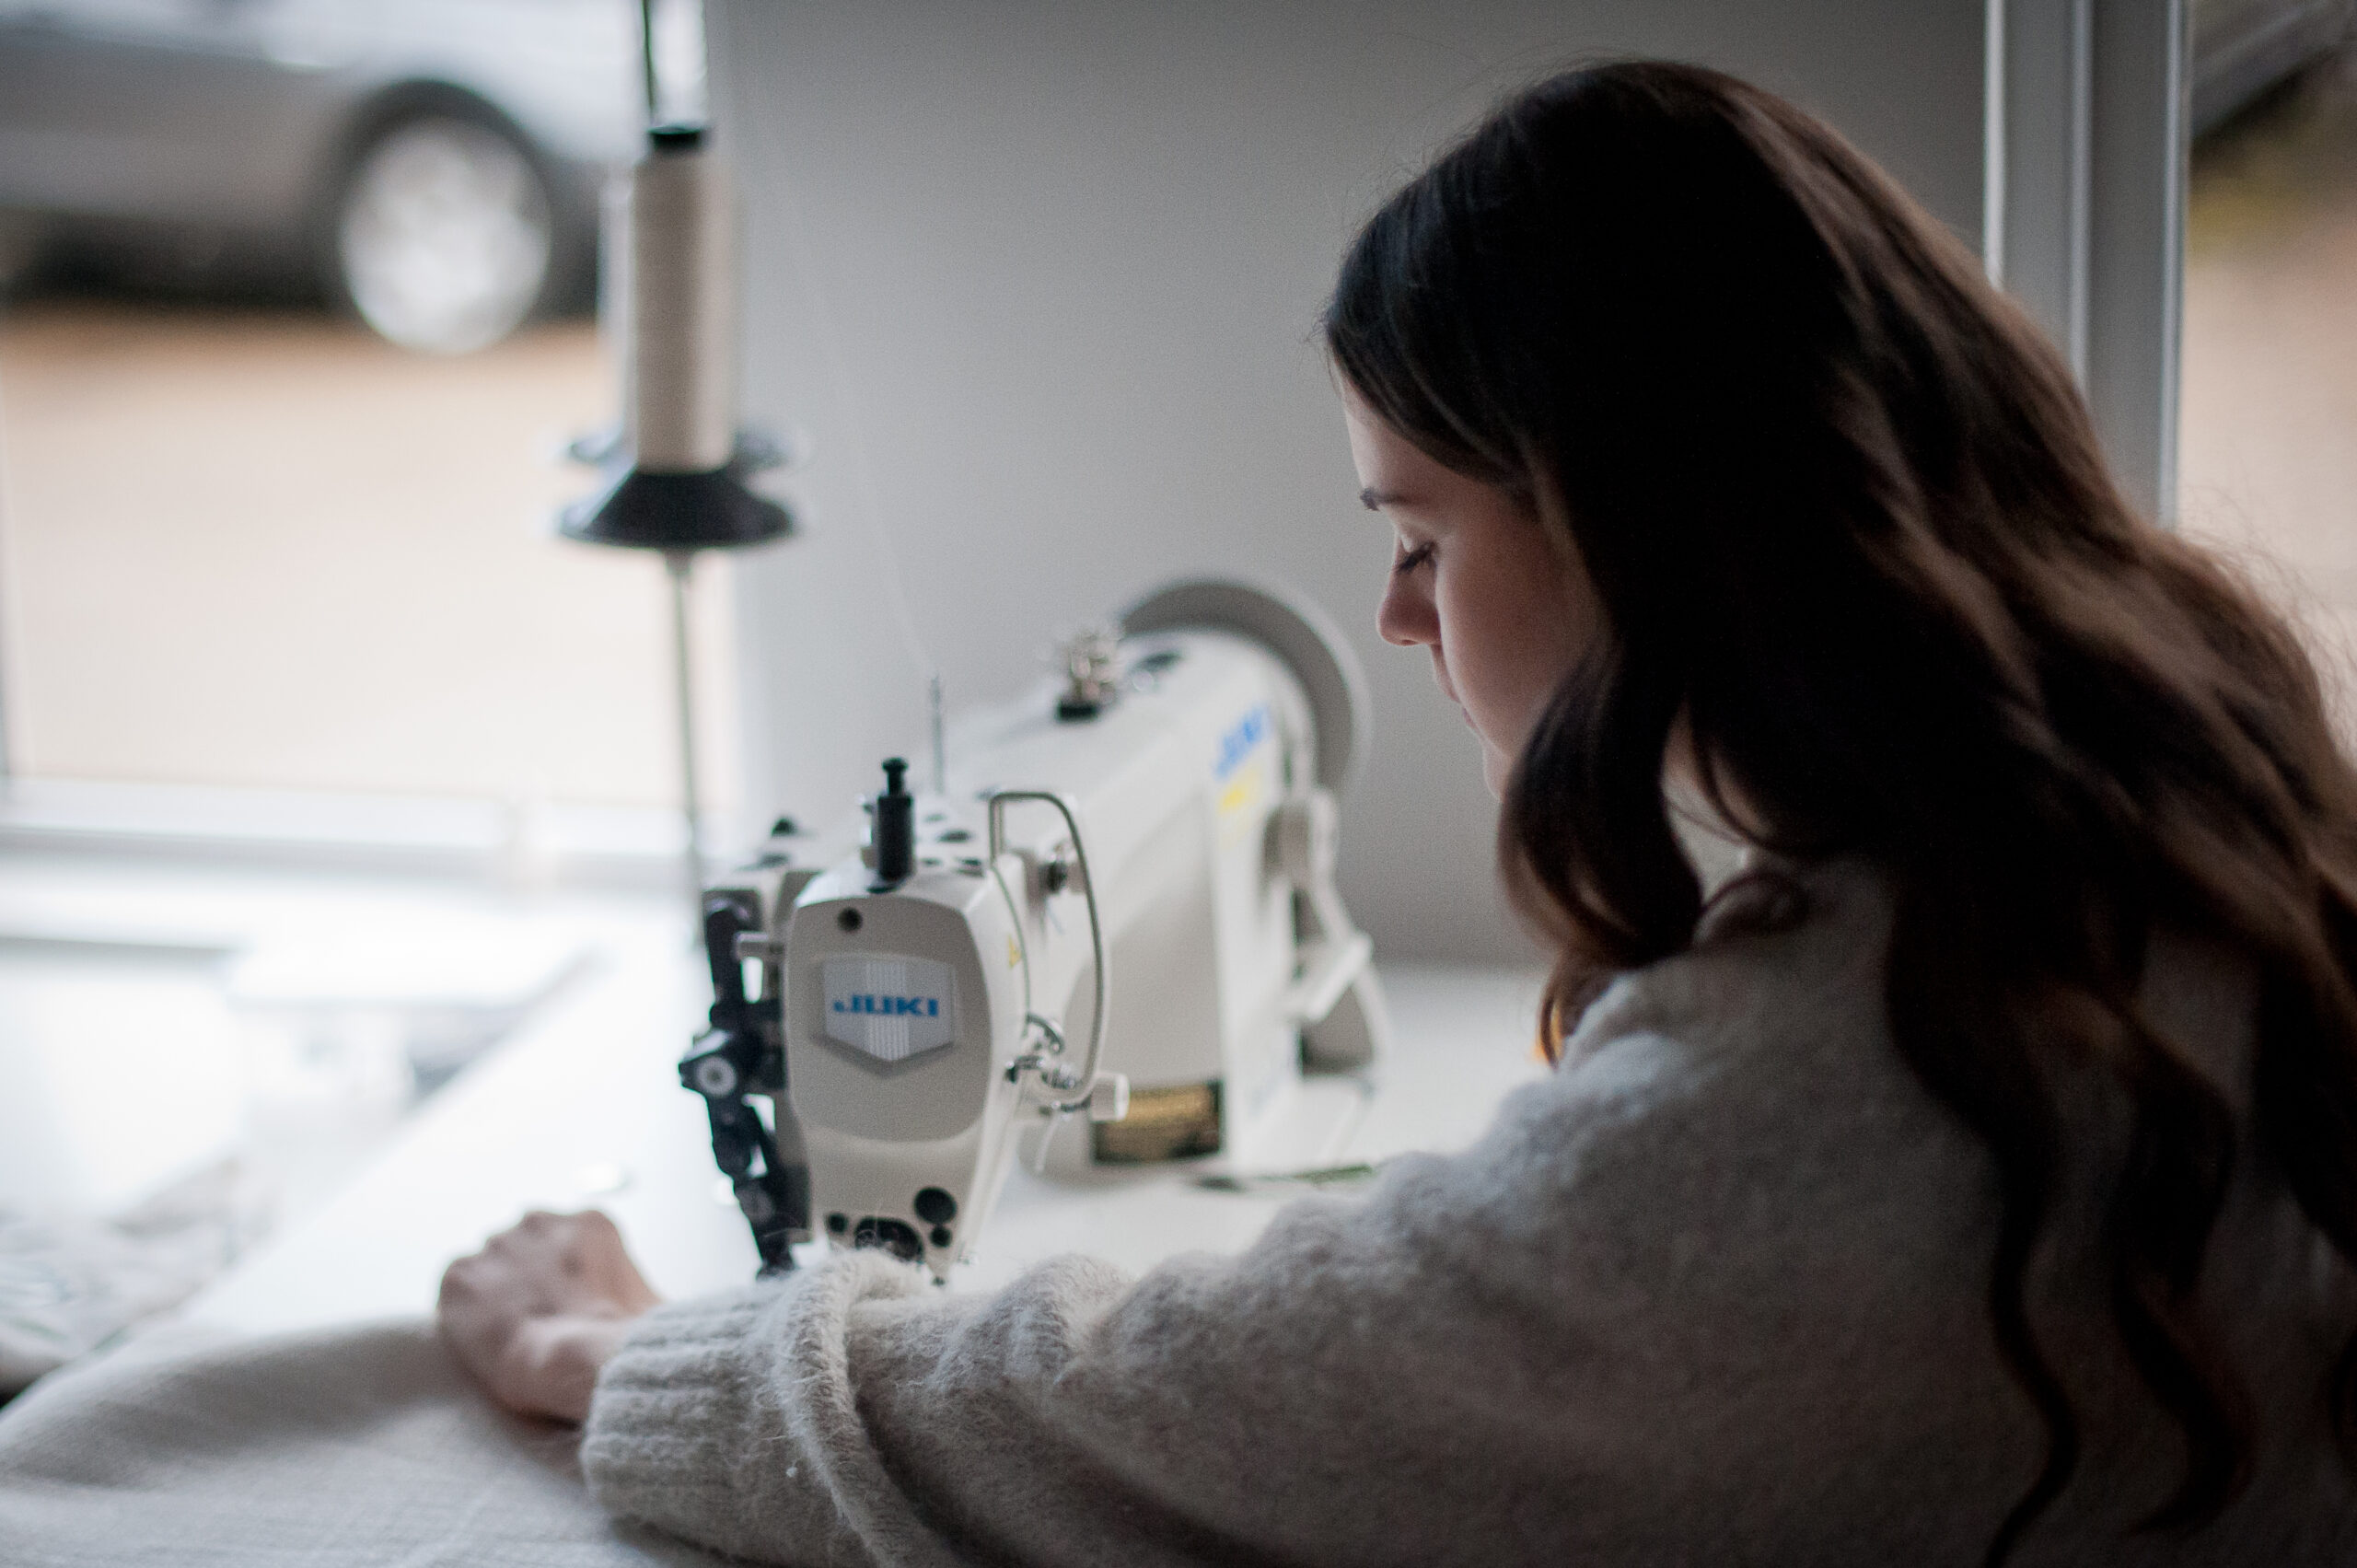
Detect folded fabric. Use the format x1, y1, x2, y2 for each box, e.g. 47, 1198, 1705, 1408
0, 1317, 723, 1568
0, 1159, 271, 1397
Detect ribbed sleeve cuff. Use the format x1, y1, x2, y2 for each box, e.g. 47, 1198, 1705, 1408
580, 1283, 784, 1544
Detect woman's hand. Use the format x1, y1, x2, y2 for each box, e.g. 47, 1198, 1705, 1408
438, 1209, 662, 1423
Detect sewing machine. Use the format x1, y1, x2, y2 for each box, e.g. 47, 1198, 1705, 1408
681, 579, 1391, 1280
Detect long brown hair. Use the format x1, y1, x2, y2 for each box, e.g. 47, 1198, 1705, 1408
1326, 60, 2357, 1562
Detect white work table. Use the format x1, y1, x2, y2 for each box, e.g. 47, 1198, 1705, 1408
184, 942, 1548, 1336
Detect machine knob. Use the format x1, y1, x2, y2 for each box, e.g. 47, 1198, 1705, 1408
1086, 1073, 1131, 1123
1055, 626, 1121, 720
734, 931, 785, 963
1270, 788, 1340, 886
873, 757, 915, 885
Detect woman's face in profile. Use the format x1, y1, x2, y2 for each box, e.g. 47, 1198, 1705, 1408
1343, 385, 1600, 798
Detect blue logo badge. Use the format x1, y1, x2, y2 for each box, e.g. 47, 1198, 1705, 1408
831, 994, 941, 1017
1214, 703, 1271, 781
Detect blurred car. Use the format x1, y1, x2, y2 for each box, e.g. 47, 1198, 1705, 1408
1, 0, 2343, 353
0, 0, 640, 352
2196, 0, 2357, 136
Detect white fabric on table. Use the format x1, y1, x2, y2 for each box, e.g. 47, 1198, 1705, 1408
0, 1317, 724, 1567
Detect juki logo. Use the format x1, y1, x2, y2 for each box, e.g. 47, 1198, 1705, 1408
832, 994, 942, 1018
1214, 703, 1271, 781
822, 954, 955, 1063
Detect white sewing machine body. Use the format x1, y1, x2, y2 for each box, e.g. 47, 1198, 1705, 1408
696, 581, 1387, 1281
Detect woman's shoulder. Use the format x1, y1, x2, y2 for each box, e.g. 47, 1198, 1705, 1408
1557, 856, 2262, 1099
1560, 855, 1898, 1073
1433, 855, 1995, 1370
1491, 855, 1992, 1258
1469, 857, 1956, 1230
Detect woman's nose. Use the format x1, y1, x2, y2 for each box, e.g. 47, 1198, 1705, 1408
1376, 570, 1438, 647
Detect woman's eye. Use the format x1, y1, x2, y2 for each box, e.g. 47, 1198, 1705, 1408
1393, 541, 1435, 575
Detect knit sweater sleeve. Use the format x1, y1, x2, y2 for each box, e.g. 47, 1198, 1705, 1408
581, 871, 2018, 1567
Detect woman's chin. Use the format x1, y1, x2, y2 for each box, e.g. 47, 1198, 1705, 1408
1480, 746, 1512, 800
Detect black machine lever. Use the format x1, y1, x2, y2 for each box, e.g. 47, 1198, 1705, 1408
680, 889, 808, 1274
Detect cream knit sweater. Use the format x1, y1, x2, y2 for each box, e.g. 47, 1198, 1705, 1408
582, 860, 2357, 1566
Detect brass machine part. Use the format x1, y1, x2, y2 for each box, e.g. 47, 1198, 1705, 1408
1092, 1081, 1224, 1164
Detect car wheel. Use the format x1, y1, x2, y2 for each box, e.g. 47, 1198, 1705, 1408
0, 207, 54, 298
333, 114, 553, 354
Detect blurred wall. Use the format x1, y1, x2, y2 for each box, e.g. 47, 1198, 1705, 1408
1990, 0, 2188, 521
711, 0, 1987, 962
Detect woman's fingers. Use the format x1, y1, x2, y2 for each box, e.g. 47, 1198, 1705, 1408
435, 1209, 665, 1419
457, 1211, 627, 1302
492, 1209, 663, 1311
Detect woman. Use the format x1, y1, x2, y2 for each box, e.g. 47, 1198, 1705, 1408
440, 62, 2357, 1563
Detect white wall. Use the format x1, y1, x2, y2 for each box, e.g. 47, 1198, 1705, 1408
710, 0, 1989, 962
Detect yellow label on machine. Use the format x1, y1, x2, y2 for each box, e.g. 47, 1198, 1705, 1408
1216, 759, 1264, 819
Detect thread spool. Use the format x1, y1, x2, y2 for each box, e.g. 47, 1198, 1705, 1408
631, 129, 737, 473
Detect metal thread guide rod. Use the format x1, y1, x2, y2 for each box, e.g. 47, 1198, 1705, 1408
928, 674, 946, 796
667, 549, 704, 923
557, 0, 792, 937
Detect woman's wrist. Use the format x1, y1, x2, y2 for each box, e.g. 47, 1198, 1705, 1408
508, 1311, 641, 1424
440, 1210, 665, 1423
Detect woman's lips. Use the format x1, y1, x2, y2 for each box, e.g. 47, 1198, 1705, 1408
1430, 656, 1475, 731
